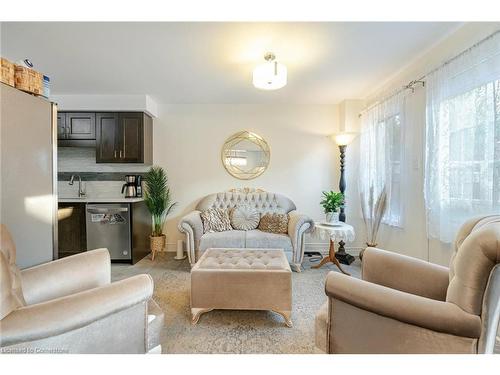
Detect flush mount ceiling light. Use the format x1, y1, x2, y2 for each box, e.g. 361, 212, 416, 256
252, 52, 287, 90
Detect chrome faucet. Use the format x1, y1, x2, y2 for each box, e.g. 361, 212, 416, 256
69, 174, 86, 198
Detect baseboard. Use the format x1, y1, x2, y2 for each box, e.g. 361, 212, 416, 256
163, 241, 363, 256
165, 243, 178, 252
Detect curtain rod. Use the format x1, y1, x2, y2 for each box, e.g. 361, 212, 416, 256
359, 28, 500, 117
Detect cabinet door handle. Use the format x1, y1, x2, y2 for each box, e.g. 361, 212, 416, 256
114, 150, 117, 158
120, 150, 123, 159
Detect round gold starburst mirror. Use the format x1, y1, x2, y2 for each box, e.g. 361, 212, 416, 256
221, 131, 270, 180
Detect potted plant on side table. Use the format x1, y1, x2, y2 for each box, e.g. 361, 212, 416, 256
320, 191, 344, 223
144, 166, 177, 261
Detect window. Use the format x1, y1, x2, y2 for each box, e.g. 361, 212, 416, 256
446, 81, 499, 203
424, 32, 500, 242
360, 94, 405, 228
384, 114, 402, 225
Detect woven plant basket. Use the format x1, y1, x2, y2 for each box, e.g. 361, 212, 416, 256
150, 234, 166, 254
1, 58, 15, 87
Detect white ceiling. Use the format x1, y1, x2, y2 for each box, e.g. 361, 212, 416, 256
1, 22, 461, 104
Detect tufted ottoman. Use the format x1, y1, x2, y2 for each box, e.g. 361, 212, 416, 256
190, 248, 292, 327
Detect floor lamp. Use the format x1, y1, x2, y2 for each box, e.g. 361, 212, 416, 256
332, 132, 357, 265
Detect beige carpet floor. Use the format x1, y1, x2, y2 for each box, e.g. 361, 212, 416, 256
111, 252, 361, 354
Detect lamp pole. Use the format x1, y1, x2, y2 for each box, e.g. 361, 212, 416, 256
335, 144, 355, 265
338, 145, 346, 222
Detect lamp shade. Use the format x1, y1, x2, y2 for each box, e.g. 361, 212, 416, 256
332, 132, 357, 146
253, 54, 287, 90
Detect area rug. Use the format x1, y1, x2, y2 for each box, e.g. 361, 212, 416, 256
111, 252, 361, 354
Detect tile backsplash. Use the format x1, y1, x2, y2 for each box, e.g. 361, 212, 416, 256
58, 147, 149, 198
58, 147, 150, 173
58, 180, 127, 198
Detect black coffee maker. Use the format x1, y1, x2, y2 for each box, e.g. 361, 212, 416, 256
122, 175, 137, 198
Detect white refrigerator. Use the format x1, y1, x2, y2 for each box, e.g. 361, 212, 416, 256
0, 83, 57, 268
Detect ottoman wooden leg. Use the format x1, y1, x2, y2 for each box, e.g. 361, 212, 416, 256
191, 308, 213, 325
272, 310, 293, 327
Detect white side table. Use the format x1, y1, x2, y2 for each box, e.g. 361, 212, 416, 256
312, 222, 356, 275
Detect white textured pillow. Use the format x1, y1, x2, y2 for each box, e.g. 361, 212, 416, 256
230, 205, 260, 231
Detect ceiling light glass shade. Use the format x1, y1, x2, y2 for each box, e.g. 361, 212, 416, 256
253, 60, 287, 90
332, 132, 358, 146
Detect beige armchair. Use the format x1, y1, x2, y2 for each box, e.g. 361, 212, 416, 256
0, 225, 164, 354
315, 215, 500, 354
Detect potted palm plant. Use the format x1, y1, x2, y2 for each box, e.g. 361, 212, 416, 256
144, 166, 177, 260
320, 191, 344, 223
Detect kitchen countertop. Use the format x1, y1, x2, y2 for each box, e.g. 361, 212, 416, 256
58, 197, 144, 203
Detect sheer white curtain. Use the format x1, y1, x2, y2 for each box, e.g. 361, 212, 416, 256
360, 92, 406, 227
425, 31, 500, 243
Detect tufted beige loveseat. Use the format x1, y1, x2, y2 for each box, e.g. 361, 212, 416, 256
178, 190, 314, 272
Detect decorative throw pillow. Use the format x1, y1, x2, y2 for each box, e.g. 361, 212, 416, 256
200, 208, 232, 233
258, 213, 289, 234
230, 205, 260, 231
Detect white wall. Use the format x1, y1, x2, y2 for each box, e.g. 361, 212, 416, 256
153, 104, 340, 250
368, 23, 500, 102
348, 22, 500, 266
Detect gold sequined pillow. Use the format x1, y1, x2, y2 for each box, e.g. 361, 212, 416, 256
200, 208, 232, 233
258, 213, 289, 234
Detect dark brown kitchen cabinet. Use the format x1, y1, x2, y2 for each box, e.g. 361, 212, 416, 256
66, 112, 96, 139
120, 113, 143, 162
57, 113, 66, 139
95, 113, 119, 162
57, 112, 96, 140
57, 203, 87, 259
96, 112, 152, 164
